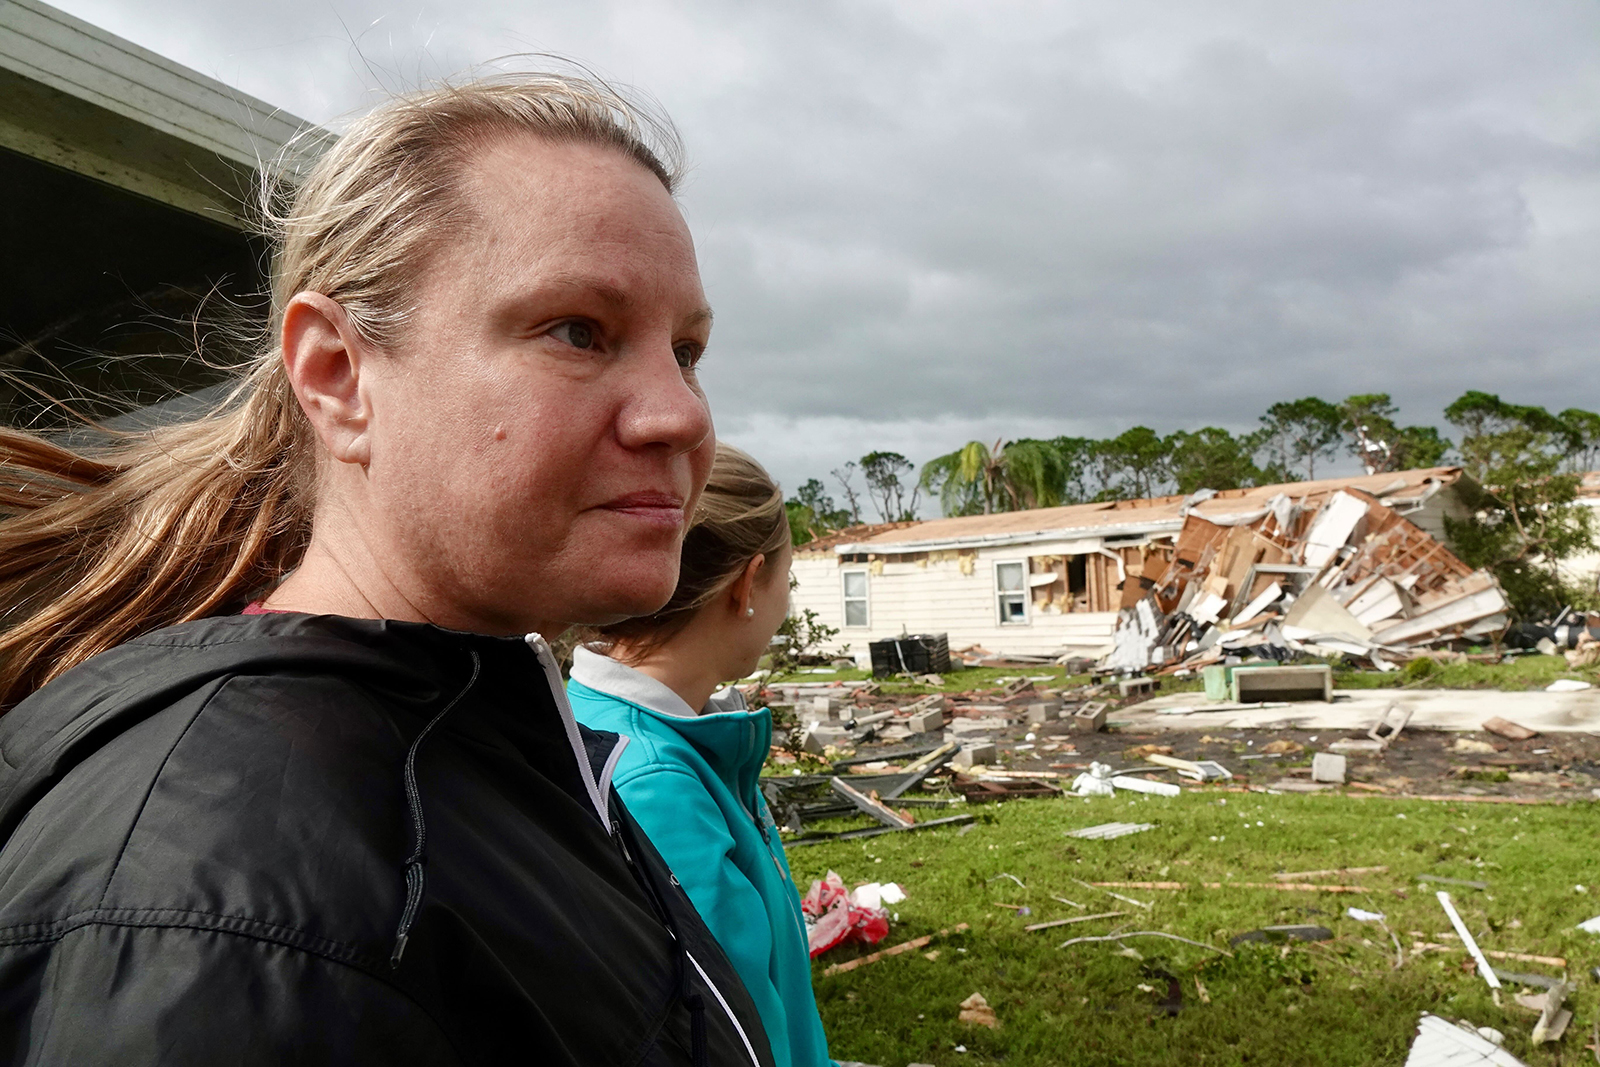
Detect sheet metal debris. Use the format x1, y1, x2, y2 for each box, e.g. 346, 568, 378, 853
1418, 874, 1489, 891
1404, 1013, 1529, 1067
1230, 924, 1334, 946
1057, 931, 1232, 956
1066, 821, 1156, 840
783, 814, 975, 847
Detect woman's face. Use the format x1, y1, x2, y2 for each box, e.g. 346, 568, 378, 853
357, 135, 715, 633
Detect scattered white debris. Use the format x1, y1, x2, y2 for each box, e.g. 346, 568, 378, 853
1110, 776, 1181, 798
1346, 908, 1386, 922
1066, 822, 1156, 840
1435, 892, 1500, 990
849, 882, 906, 909
1576, 916, 1600, 934
1545, 678, 1591, 692
1403, 1013, 1528, 1066
1070, 762, 1117, 797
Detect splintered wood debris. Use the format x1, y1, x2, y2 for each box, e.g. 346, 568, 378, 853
1104, 484, 1511, 677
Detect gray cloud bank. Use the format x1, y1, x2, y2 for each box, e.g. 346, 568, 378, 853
61, 0, 1600, 500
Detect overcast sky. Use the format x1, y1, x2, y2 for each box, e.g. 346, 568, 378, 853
58, 0, 1600, 512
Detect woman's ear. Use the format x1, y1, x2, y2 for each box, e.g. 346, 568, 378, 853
280, 292, 373, 467
731, 553, 767, 617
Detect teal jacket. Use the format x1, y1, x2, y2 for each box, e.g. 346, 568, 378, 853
567, 649, 831, 1067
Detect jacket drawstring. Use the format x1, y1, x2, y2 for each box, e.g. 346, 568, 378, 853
390, 649, 482, 968
686, 992, 709, 1067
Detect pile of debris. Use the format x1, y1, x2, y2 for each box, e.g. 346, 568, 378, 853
1106, 487, 1510, 675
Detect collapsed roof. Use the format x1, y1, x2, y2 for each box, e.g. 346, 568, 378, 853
821, 467, 1469, 556
1106, 483, 1508, 674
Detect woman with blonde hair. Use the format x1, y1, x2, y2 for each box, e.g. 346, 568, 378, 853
568, 444, 832, 1067
0, 75, 772, 1066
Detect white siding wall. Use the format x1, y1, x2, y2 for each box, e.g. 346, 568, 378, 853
789, 544, 1118, 658
1403, 488, 1473, 544
1555, 498, 1600, 594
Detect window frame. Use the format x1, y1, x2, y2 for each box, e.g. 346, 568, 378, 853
994, 559, 1029, 625
841, 568, 871, 628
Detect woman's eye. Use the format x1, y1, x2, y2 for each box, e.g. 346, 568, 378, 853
550, 321, 597, 350
674, 343, 703, 369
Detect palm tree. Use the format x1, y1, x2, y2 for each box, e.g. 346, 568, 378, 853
919, 439, 1066, 516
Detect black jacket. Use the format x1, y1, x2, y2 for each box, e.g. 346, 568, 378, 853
0, 612, 777, 1066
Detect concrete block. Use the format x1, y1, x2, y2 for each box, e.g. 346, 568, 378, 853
1070, 702, 1108, 732
811, 695, 843, 717
1310, 752, 1347, 784
953, 742, 997, 769
1118, 677, 1157, 698
907, 708, 944, 733
1328, 738, 1384, 755
1025, 701, 1061, 725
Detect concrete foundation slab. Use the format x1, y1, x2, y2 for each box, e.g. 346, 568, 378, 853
1113, 688, 1600, 734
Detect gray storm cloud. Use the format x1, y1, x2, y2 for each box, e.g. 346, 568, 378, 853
53, 0, 1600, 495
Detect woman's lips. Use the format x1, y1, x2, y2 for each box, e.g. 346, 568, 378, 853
598, 492, 685, 530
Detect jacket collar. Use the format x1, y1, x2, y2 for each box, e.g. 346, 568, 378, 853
568, 647, 768, 798
571, 646, 703, 719
570, 647, 750, 720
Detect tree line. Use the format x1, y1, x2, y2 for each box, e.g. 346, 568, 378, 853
786, 391, 1600, 617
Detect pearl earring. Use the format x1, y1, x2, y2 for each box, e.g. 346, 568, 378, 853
745, 608, 755, 618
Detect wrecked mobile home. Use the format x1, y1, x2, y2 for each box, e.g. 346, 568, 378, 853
788, 466, 1508, 669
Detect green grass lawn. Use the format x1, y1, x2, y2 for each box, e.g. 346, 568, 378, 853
1335, 653, 1600, 692
789, 790, 1600, 1066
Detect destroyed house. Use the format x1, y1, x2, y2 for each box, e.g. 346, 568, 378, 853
788, 467, 1485, 661
1, 0, 328, 425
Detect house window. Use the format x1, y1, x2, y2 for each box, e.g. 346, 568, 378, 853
995, 561, 1028, 623
842, 569, 870, 627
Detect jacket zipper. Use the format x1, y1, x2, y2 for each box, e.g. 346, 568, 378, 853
526, 633, 762, 1067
